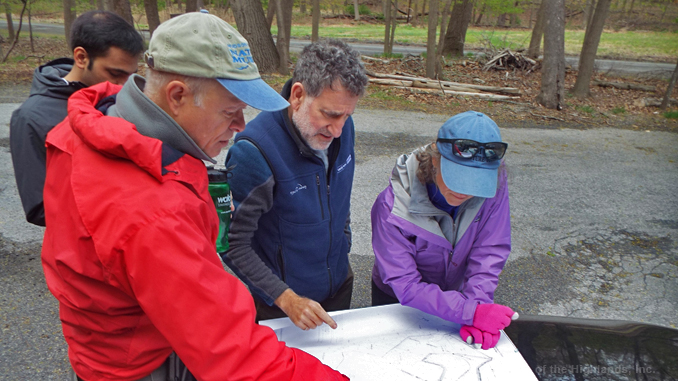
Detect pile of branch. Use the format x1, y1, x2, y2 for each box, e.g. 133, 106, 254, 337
483, 49, 538, 72
366, 71, 520, 100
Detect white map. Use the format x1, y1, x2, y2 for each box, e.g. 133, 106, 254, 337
261, 304, 537, 381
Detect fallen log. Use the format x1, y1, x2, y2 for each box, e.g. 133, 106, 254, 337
592, 80, 655, 92
396, 86, 518, 100
369, 78, 414, 87
633, 97, 678, 107
367, 72, 521, 95
362, 55, 390, 64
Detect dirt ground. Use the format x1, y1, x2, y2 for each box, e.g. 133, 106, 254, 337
2, 35, 676, 132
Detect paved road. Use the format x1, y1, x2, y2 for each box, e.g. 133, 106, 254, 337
0, 20, 674, 79
1, 95, 677, 379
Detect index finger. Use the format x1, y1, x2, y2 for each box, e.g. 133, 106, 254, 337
311, 304, 337, 329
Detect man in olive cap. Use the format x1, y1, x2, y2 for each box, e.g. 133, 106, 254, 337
42, 12, 347, 381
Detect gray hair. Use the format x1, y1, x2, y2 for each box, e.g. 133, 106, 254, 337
291, 39, 368, 98
144, 69, 214, 108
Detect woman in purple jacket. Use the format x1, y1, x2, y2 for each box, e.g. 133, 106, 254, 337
371, 111, 518, 350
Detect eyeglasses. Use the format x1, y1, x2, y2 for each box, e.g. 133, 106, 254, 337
437, 138, 508, 162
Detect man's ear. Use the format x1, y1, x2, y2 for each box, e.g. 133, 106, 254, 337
165, 80, 191, 117
72, 47, 89, 70
288, 82, 306, 112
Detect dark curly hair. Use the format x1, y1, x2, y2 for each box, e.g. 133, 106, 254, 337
291, 39, 368, 97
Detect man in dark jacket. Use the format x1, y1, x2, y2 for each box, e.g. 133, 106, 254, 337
224, 40, 368, 330
9, 10, 143, 226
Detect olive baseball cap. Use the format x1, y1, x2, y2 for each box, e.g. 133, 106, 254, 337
144, 12, 289, 112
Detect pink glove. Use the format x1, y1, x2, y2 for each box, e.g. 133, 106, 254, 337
472, 303, 517, 333
459, 325, 501, 350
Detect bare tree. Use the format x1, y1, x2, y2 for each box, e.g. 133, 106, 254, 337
571, 0, 612, 98
353, 0, 360, 20
441, 0, 473, 57
425, 0, 439, 78
112, 0, 134, 25
276, 0, 293, 75
660, 59, 678, 110
266, 0, 276, 28
536, 0, 565, 110
231, 0, 280, 73
311, 0, 319, 41
63, 0, 76, 44
389, 0, 398, 53
2, 0, 27, 62
383, 0, 392, 55
5, 1, 14, 41
527, 0, 546, 59
186, 0, 197, 12
435, 0, 452, 75
582, 0, 595, 30
143, 0, 160, 37
300, 0, 306, 14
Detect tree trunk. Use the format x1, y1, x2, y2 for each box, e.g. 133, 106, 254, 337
435, 0, 452, 75
354, 0, 360, 20
389, 0, 397, 52
2, 0, 26, 62
275, 0, 293, 75
63, 0, 76, 44
583, 0, 595, 30
660, 59, 678, 110
571, 0, 611, 98
441, 0, 473, 57
626, 0, 635, 15
300, 0, 306, 14
412, 0, 419, 25
475, 3, 487, 25
97, 0, 104, 10
28, 4, 33, 52
425, 0, 438, 78
496, 13, 507, 27
112, 0, 134, 25
509, 1, 519, 26
144, 0, 161, 38
5, 1, 14, 42
231, 0, 280, 73
266, 0, 276, 28
527, 0, 546, 58
383, 0, 392, 55
311, 0, 319, 41
185, 0, 197, 12
536, 0, 565, 110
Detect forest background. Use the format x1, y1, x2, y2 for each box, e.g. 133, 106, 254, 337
0, 0, 677, 129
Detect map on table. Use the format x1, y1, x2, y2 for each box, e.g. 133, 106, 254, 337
260, 304, 536, 381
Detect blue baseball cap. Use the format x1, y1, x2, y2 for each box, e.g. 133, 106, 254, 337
437, 111, 504, 198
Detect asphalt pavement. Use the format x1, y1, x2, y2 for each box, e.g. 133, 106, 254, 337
1, 93, 677, 379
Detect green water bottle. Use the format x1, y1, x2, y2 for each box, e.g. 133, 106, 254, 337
207, 168, 232, 253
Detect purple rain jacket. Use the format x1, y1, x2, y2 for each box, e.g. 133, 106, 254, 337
371, 147, 511, 326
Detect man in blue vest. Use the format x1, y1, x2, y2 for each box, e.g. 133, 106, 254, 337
224, 40, 367, 330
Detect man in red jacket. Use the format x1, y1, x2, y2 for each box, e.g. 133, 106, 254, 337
42, 12, 348, 381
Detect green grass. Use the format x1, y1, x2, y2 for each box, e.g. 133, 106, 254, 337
576, 105, 596, 114
271, 24, 678, 61
612, 106, 627, 115
663, 110, 678, 119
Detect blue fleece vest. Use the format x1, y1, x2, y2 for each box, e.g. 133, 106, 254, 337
234, 109, 354, 302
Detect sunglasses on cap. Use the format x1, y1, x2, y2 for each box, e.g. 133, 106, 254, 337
437, 138, 508, 162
